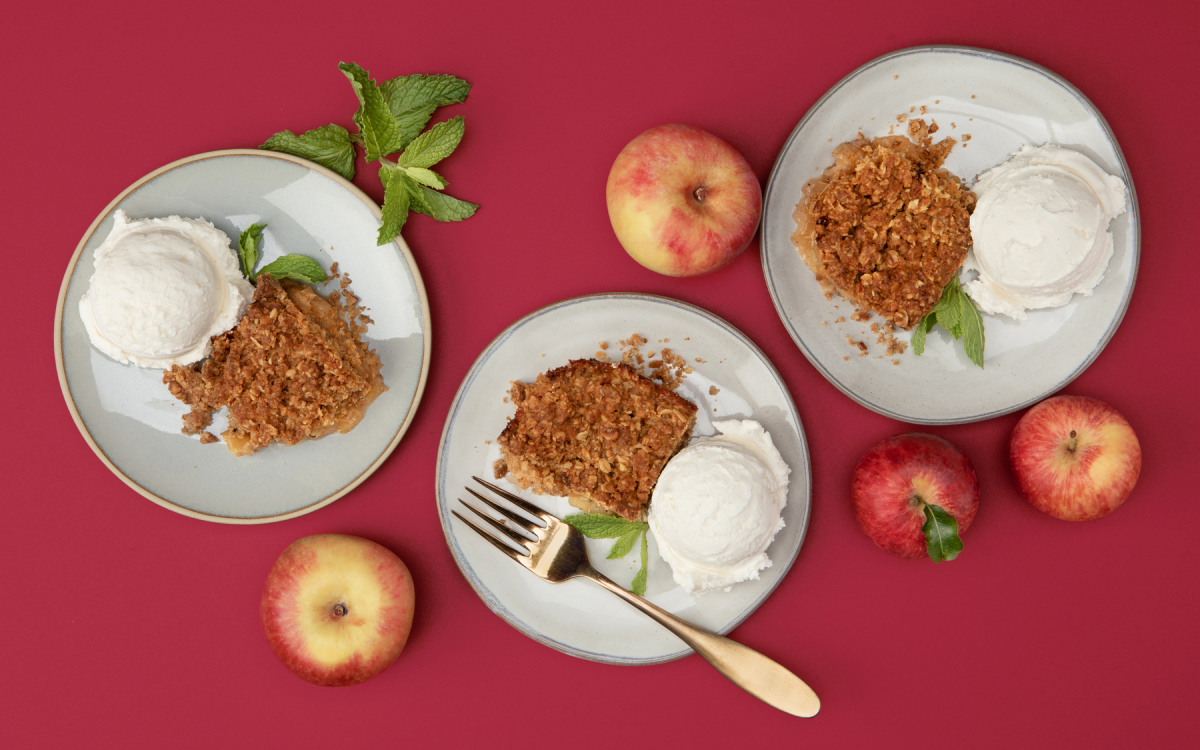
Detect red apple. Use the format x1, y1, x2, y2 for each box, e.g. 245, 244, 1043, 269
1010, 395, 1141, 521
605, 123, 762, 277
261, 534, 415, 686
850, 434, 980, 561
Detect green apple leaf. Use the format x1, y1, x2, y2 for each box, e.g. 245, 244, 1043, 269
257, 255, 328, 285
261, 124, 357, 181
237, 223, 266, 280
340, 62, 403, 162
922, 504, 964, 563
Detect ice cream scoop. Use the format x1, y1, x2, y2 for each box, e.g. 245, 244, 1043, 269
962, 144, 1127, 319
648, 419, 789, 594
79, 210, 254, 368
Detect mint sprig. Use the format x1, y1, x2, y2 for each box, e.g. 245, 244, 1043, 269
911, 276, 986, 368
262, 63, 478, 247
564, 513, 651, 596
261, 125, 356, 181
236, 224, 327, 286
921, 504, 964, 563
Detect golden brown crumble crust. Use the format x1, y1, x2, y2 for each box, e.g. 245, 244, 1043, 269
792, 121, 975, 330
494, 359, 697, 522
163, 271, 385, 456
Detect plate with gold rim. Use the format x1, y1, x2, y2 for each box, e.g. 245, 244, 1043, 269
55, 149, 430, 523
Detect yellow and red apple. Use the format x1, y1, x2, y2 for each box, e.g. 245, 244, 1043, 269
261, 534, 415, 686
605, 123, 762, 277
850, 434, 980, 560
1010, 395, 1141, 521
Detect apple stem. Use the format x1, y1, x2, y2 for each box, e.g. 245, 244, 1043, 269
332, 602, 348, 618
1068, 430, 1077, 454
693, 186, 708, 204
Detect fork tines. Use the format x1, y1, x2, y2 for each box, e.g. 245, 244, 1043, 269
451, 477, 553, 560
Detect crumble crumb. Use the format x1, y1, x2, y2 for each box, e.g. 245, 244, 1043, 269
709, 386, 720, 395
835, 316, 845, 323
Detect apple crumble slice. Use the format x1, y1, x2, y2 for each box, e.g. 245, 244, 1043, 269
163, 271, 385, 456
792, 120, 975, 329
493, 359, 698, 522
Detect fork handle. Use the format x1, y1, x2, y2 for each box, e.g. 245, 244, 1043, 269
586, 570, 820, 718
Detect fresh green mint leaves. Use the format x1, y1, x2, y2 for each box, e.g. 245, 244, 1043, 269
261, 63, 478, 246
921, 504, 964, 563
237, 224, 327, 286
911, 276, 986, 369
563, 513, 651, 596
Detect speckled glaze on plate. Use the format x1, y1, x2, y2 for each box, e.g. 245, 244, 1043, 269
762, 46, 1139, 424
436, 294, 811, 665
55, 150, 431, 523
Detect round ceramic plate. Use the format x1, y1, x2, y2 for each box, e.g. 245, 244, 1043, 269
762, 46, 1140, 424
55, 150, 431, 523
436, 294, 811, 665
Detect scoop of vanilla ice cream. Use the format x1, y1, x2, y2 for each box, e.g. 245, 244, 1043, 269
648, 420, 789, 594
79, 211, 254, 368
962, 144, 1127, 319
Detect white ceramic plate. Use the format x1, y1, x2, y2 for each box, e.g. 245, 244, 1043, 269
55, 150, 431, 523
436, 294, 811, 665
762, 46, 1140, 424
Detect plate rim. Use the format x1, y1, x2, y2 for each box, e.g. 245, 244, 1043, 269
54, 148, 433, 524
761, 44, 1142, 425
434, 292, 812, 665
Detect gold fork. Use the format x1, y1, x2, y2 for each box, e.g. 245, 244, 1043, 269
453, 476, 820, 717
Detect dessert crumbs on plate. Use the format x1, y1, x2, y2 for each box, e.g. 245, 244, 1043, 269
709, 386, 720, 395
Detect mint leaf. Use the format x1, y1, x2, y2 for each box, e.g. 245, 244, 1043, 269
934, 278, 963, 335
563, 512, 644, 539
261, 124, 356, 181
910, 276, 985, 368
565, 513, 651, 596
959, 289, 986, 369
922, 504, 963, 563
339, 62, 403, 162
411, 184, 479, 222
404, 166, 447, 189
257, 255, 327, 285
911, 313, 935, 355
631, 530, 649, 596
380, 74, 471, 148
378, 163, 412, 246
608, 528, 643, 559
396, 116, 465, 169
237, 223, 266, 280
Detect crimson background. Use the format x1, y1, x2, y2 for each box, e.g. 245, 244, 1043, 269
4, 1, 1197, 747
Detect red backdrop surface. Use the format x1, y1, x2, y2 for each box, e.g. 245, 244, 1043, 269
3, 1, 1197, 747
